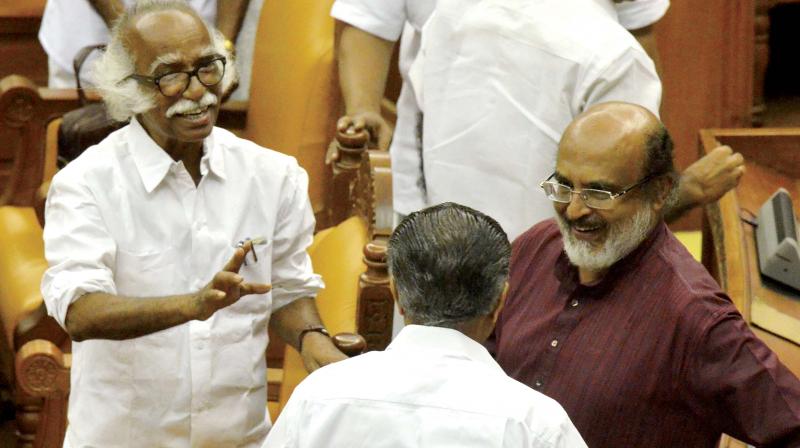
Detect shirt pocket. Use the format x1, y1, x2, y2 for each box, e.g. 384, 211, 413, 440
114, 246, 183, 296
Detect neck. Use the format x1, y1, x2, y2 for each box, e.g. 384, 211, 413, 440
578, 267, 608, 286
165, 140, 204, 185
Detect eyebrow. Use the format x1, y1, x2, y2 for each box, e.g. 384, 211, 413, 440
147, 46, 219, 74
554, 171, 622, 191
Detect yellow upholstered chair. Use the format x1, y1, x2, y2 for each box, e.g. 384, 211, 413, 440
275, 216, 369, 418
244, 0, 341, 227
269, 139, 395, 419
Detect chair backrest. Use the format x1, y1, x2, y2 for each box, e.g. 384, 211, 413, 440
244, 0, 340, 227
276, 143, 395, 416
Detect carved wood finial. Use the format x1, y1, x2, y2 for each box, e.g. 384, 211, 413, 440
0, 75, 41, 128
16, 340, 70, 398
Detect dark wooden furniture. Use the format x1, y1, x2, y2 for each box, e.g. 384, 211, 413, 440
700, 128, 800, 448
655, 0, 755, 231
0, 2, 48, 87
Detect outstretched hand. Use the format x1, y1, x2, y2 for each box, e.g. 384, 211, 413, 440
681, 145, 745, 207
194, 242, 272, 321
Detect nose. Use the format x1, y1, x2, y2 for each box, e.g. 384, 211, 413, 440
182, 75, 207, 101
564, 192, 592, 221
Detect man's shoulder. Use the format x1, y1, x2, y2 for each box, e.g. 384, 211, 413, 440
212, 127, 302, 173
513, 219, 561, 253
51, 126, 128, 186
647, 230, 738, 324
466, 0, 643, 61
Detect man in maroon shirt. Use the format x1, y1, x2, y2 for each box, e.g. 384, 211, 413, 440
491, 102, 800, 447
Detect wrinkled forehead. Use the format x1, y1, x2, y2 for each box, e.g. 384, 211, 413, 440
126, 9, 214, 73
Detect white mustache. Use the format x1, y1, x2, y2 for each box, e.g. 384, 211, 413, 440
165, 91, 218, 118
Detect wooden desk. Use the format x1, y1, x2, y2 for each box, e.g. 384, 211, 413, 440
701, 128, 800, 373
701, 128, 800, 448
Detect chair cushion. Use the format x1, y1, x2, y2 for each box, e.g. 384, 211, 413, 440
277, 215, 369, 415
0, 207, 48, 346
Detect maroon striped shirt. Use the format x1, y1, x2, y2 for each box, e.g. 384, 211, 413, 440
490, 219, 800, 447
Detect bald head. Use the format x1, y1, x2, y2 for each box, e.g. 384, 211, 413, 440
558, 102, 675, 199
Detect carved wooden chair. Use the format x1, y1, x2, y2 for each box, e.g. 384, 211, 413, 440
273, 129, 394, 418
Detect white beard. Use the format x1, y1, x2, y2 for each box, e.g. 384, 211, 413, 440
556, 206, 657, 271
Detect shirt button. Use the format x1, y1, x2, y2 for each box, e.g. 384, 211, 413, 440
571, 299, 579, 307
534, 380, 543, 388
550, 339, 559, 348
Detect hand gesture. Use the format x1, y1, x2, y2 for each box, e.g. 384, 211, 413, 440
194, 242, 272, 321
681, 145, 745, 206
336, 110, 393, 152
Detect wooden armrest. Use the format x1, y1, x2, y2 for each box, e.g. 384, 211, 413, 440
15, 339, 71, 398
332, 332, 366, 357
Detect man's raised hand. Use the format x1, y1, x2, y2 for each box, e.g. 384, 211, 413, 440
193, 242, 272, 321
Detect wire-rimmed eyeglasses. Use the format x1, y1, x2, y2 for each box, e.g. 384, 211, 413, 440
539, 172, 654, 210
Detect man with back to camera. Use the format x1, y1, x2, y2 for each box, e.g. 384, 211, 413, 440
41, 1, 346, 446
263, 203, 587, 448
491, 101, 800, 447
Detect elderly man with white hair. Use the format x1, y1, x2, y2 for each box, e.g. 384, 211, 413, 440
40, 1, 347, 446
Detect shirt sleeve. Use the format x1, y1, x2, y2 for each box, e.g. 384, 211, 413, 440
40, 169, 118, 330
270, 161, 324, 311
577, 45, 662, 118
330, 0, 408, 41
685, 308, 800, 446
614, 0, 670, 30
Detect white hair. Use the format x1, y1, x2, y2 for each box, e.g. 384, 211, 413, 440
556, 206, 657, 271
92, 0, 238, 122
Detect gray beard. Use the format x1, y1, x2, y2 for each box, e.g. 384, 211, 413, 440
556, 207, 657, 271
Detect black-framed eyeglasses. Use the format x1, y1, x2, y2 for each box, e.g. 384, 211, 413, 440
125, 56, 226, 97
539, 172, 654, 210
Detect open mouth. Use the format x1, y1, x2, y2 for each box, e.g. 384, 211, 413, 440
177, 105, 211, 120
570, 222, 605, 241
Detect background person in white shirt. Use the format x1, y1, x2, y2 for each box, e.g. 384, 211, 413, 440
332, 0, 669, 221
263, 202, 587, 448
333, 0, 742, 240
416, 0, 744, 241
41, 2, 346, 446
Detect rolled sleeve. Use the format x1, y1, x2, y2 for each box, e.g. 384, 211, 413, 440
41, 171, 117, 329
330, 0, 407, 42
579, 48, 662, 118
270, 162, 324, 311
615, 0, 670, 30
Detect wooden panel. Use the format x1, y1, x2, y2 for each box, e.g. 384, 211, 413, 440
0, 17, 48, 87
656, 1, 754, 231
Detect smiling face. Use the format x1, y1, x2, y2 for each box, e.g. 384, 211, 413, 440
554, 104, 666, 273
126, 9, 222, 151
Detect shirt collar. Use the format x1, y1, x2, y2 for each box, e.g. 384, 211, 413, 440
554, 220, 669, 298
128, 118, 226, 193
387, 325, 504, 373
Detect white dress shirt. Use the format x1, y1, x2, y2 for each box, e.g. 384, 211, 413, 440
42, 118, 323, 447
264, 325, 586, 448
416, 0, 662, 240
614, 0, 670, 30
